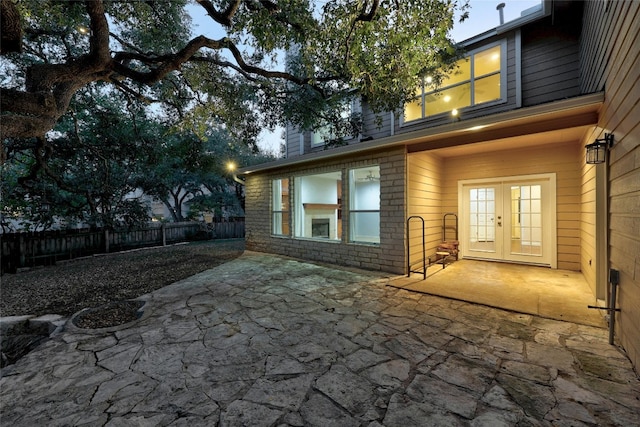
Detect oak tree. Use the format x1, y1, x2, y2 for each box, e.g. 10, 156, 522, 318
1, 0, 467, 160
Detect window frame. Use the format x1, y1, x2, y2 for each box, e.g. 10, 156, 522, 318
403, 40, 507, 124
348, 166, 381, 245
311, 97, 362, 147
271, 178, 290, 236
293, 171, 343, 241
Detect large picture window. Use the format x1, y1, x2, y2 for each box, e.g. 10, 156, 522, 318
405, 43, 504, 122
272, 178, 290, 235
349, 167, 380, 244
294, 172, 342, 240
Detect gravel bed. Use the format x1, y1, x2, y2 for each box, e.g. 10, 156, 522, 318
0, 239, 245, 319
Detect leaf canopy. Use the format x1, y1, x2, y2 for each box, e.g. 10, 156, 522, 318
1, 0, 468, 145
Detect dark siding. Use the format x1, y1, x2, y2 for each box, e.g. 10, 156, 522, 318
285, 123, 301, 158
520, 8, 582, 106
505, 31, 518, 107
579, 0, 632, 93
361, 105, 393, 141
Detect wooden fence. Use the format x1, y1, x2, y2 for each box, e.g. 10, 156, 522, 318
1, 219, 245, 274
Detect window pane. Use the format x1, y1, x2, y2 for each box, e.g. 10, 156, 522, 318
294, 172, 342, 240
311, 99, 354, 145
531, 185, 541, 199
272, 211, 290, 236
406, 44, 502, 120
474, 45, 501, 77
280, 178, 290, 210
469, 187, 495, 250
312, 125, 331, 146
349, 166, 380, 244
425, 83, 471, 116
441, 58, 471, 86
272, 179, 289, 235
474, 74, 501, 104
404, 98, 423, 122
350, 167, 380, 210
350, 212, 380, 243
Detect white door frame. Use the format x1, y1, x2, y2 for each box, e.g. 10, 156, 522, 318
458, 173, 557, 268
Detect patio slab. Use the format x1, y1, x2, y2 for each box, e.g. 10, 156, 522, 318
389, 259, 607, 327
1, 251, 638, 426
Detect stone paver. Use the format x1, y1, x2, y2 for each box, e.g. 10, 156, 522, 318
1, 252, 639, 426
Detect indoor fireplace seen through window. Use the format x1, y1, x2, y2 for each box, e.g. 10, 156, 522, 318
294, 171, 342, 240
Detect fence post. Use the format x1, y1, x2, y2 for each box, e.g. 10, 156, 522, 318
161, 223, 167, 246
18, 234, 26, 269
104, 229, 110, 253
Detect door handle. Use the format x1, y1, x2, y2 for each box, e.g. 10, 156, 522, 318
497, 221, 502, 227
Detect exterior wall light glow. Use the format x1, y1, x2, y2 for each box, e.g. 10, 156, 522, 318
226, 161, 245, 185
585, 133, 614, 164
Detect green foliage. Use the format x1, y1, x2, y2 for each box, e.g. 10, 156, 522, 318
4, 0, 468, 141
1, 156, 57, 232
298, 0, 467, 119
3, 0, 469, 227
107, 0, 191, 54
136, 126, 273, 222
3, 87, 150, 229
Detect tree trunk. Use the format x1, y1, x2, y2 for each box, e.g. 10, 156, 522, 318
0, 0, 22, 54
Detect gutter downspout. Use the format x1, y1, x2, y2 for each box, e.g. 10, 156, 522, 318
604, 138, 621, 345
231, 173, 245, 186
587, 133, 620, 345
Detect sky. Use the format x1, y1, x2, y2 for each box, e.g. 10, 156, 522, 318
188, 1, 543, 154
451, 0, 542, 41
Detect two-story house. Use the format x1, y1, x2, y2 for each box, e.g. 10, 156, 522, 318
238, 1, 640, 372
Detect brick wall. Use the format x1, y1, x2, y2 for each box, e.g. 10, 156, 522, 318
245, 148, 407, 274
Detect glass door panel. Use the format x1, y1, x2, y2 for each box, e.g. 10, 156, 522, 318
467, 186, 500, 256
460, 175, 555, 267
509, 184, 543, 256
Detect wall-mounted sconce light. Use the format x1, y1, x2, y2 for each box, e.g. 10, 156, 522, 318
585, 133, 614, 164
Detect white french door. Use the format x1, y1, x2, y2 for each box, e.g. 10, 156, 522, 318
459, 174, 556, 267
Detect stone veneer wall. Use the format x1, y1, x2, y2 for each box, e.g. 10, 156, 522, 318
244, 147, 407, 274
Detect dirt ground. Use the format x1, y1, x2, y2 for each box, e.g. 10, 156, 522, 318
0, 239, 245, 319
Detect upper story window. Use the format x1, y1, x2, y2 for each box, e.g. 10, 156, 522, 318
404, 42, 505, 122
311, 98, 362, 147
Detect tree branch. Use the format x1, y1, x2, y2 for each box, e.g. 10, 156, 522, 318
195, 0, 241, 27
344, 0, 381, 65
0, 0, 345, 141
357, 0, 380, 22
244, 0, 304, 33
